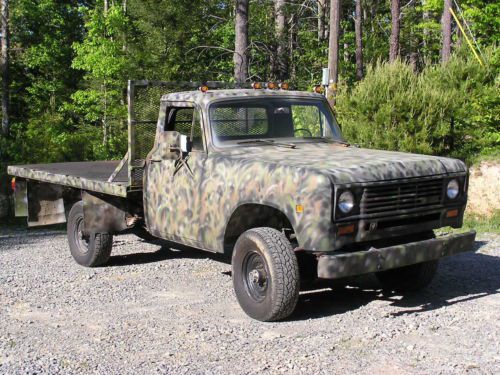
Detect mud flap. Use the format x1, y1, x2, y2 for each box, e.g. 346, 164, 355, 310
27, 182, 66, 227
82, 191, 130, 234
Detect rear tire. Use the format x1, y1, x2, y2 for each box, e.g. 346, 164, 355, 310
67, 201, 113, 267
232, 228, 300, 322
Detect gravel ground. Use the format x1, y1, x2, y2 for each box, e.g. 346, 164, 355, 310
0, 229, 498, 375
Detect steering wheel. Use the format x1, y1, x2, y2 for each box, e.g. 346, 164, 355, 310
294, 128, 313, 137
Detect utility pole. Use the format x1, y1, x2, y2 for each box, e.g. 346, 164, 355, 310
327, 0, 341, 106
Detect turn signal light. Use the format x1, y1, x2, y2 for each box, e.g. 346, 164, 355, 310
11, 177, 16, 192
446, 209, 459, 218
199, 85, 209, 93
338, 224, 355, 236
267, 82, 277, 90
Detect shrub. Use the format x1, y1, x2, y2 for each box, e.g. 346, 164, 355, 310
335, 47, 499, 163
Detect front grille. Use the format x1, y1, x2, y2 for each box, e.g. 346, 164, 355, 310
360, 178, 444, 216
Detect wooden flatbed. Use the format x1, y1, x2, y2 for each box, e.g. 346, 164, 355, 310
8, 161, 130, 197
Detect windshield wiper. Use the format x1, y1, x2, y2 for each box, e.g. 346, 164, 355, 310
236, 139, 296, 149
315, 138, 350, 147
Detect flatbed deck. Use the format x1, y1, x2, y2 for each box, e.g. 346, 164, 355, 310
8, 161, 130, 197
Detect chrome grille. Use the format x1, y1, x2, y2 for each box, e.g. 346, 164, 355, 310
360, 179, 444, 215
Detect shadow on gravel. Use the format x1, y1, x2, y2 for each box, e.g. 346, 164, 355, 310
107, 242, 230, 267
290, 240, 499, 321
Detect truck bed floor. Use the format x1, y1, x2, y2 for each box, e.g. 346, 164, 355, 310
8, 161, 130, 197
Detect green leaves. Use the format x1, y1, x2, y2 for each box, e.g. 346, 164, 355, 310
336, 49, 499, 162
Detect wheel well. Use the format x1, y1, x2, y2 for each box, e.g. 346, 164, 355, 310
223, 204, 294, 255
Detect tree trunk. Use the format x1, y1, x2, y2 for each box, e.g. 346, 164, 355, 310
318, 0, 327, 41
234, 0, 249, 84
389, 0, 400, 62
327, 0, 341, 105
1, 0, 9, 136
354, 0, 363, 80
441, 0, 452, 63
422, 9, 429, 53
289, 12, 298, 82
104, 0, 109, 14
274, 0, 287, 81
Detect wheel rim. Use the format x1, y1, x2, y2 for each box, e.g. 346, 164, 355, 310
74, 216, 90, 255
242, 251, 269, 302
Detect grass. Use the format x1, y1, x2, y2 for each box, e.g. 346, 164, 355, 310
462, 210, 500, 234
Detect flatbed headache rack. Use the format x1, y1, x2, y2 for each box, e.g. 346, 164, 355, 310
8, 80, 249, 198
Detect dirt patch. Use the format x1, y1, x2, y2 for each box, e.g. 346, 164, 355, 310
466, 161, 500, 218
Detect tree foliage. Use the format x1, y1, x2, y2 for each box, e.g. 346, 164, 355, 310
0, 0, 497, 180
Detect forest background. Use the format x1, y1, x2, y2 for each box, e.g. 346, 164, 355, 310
0, 0, 498, 224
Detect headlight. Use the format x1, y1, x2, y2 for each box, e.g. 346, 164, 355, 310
446, 179, 459, 199
338, 191, 355, 213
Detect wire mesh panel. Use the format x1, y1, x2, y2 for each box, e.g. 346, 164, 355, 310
128, 80, 241, 189
210, 107, 269, 137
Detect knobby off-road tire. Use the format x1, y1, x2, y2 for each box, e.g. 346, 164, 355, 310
232, 228, 300, 322
67, 201, 113, 267
375, 231, 438, 293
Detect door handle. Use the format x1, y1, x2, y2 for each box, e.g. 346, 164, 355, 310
150, 159, 162, 163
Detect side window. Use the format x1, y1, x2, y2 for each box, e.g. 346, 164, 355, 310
166, 107, 204, 151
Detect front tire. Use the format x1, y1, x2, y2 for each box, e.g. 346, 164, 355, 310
232, 228, 300, 322
67, 201, 113, 267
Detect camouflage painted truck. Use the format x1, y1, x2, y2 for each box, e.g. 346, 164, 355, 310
8, 80, 476, 321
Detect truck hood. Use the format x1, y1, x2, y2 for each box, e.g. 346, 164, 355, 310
221, 143, 466, 184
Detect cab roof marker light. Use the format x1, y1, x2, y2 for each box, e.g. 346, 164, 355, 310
279, 82, 289, 90
313, 85, 323, 94
199, 85, 209, 93
251, 82, 262, 89
267, 82, 277, 90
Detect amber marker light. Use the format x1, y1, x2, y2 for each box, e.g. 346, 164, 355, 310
279, 82, 289, 90
446, 209, 459, 218
296, 204, 304, 213
11, 177, 16, 192
337, 224, 355, 236
267, 82, 277, 90
313, 85, 323, 94
199, 85, 209, 93
252, 82, 262, 89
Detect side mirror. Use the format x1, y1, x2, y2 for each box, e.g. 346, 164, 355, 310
179, 134, 192, 154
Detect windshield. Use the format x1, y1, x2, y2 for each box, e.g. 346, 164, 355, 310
208, 98, 344, 147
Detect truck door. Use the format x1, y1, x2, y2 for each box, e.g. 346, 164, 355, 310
144, 102, 207, 245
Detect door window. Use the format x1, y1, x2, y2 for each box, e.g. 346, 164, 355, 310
166, 107, 204, 151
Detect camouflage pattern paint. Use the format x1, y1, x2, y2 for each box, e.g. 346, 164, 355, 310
8, 162, 128, 197
8, 88, 469, 255
317, 230, 476, 279
143, 90, 468, 253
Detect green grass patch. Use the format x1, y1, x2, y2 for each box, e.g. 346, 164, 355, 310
462, 210, 500, 234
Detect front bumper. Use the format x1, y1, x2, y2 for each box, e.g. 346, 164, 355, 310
317, 231, 476, 279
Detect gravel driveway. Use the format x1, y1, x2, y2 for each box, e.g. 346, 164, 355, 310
0, 229, 498, 374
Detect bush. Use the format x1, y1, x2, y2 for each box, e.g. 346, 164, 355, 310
335, 47, 500, 163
